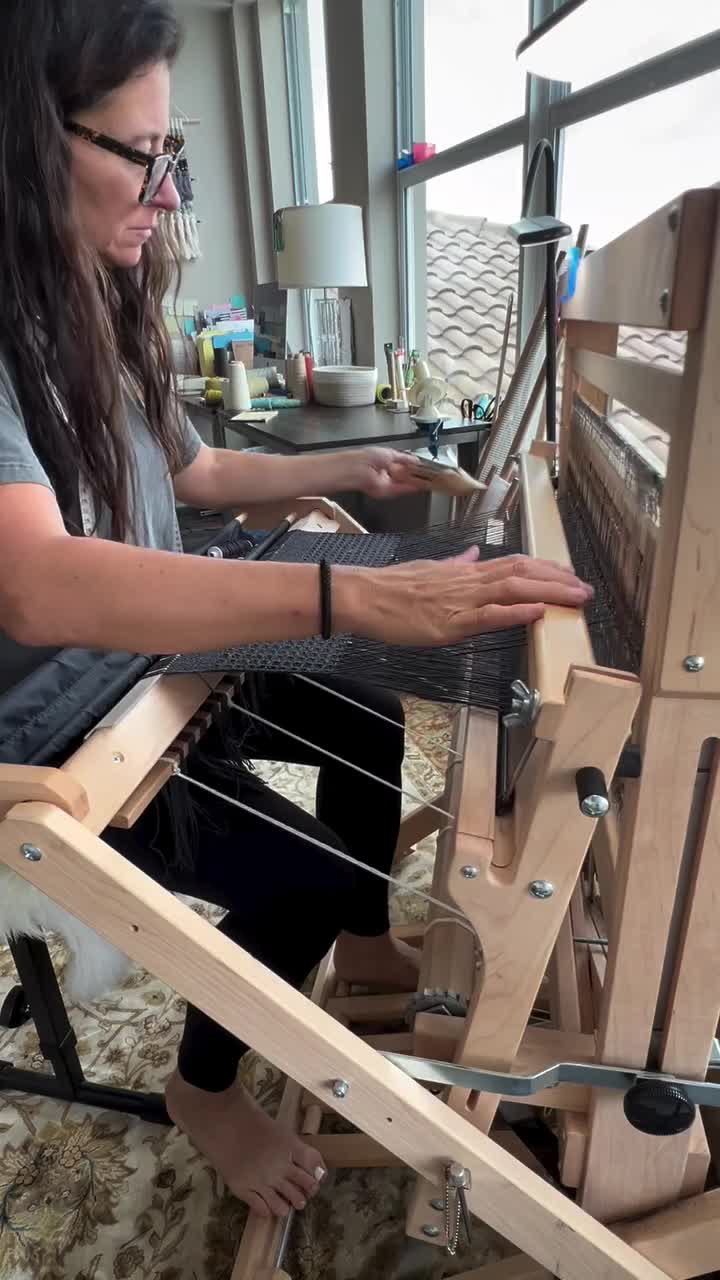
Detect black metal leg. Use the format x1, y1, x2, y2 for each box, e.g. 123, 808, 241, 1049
0, 936, 170, 1125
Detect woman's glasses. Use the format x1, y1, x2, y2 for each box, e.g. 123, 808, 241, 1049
64, 122, 184, 205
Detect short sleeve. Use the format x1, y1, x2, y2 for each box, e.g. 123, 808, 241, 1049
0, 359, 54, 491
179, 413, 204, 470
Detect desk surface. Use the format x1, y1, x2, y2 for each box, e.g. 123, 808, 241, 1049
183, 396, 487, 455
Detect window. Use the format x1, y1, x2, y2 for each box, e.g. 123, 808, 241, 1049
307, 0, 333, 202
561, 0, 720, 92
560, 69, 720, 247
283, 0, 333, 205
424, 0, 528, 150
425, 150, 522, 409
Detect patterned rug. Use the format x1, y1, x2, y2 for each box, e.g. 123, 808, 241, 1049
0, 700, 514, 1280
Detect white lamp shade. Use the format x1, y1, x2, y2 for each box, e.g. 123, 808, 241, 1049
516, 0, 719, 84
274, 203, 368, 289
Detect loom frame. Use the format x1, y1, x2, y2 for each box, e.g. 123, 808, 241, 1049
1, 189, 720, 1280
0, 542, 655, 1276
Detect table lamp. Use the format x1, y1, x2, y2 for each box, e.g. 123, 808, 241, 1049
273, 203, 368, 365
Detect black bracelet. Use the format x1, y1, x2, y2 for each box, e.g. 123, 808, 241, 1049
319, 559, 332, 639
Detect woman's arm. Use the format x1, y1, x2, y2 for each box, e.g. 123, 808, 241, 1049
172, 444, 428, 510
0, 484, 592, 656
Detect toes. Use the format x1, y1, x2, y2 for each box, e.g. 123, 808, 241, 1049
289, 1162, 321, 1197
257, 1187, 292, 1218
292, 1141, 326, 1182
246, 1191, 270, 1219
278, 1178, 307, 1211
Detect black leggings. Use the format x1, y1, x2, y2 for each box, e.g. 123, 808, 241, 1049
104, 675, 404, 1092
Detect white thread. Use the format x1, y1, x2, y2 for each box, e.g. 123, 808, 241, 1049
228, 700, 454, 823
165, 763, 469, 923
293, 674, 462, 757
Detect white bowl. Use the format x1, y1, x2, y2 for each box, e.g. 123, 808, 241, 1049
313, 365, 378, 407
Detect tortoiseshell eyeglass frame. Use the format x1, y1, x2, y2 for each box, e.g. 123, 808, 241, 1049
64, 122, 185, 205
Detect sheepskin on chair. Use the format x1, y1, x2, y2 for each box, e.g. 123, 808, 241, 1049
0, 866, 132, 1002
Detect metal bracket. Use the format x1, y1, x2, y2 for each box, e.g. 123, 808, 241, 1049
502, 679, 541, 729
407, 990, 469, 1021
384, 1040, 720, 1113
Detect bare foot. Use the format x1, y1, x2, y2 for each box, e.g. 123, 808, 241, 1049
334, 930, 421, 991
165, 1069, 326, 1218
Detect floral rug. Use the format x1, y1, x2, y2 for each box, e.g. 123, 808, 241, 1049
0, 700, 513, 1280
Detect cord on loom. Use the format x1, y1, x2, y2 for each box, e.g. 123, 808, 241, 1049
162, 760, 471, 924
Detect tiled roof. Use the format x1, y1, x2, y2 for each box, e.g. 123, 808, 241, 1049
426, 210, 683, 469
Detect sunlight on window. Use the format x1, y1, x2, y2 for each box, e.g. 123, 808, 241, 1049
307, 0, 333, 202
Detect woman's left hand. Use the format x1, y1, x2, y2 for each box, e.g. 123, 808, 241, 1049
343, 447, 430, 500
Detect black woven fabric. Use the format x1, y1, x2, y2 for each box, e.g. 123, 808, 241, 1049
156, 517, 528, 714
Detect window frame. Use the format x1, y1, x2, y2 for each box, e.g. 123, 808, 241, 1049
395, 0, 720, 353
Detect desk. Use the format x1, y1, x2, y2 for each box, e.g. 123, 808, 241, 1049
183, 397, 487, 465
181, 397, 491, 530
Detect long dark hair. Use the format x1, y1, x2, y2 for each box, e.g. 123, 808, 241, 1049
0, 0, 184, 541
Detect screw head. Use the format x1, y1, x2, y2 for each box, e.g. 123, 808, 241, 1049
429, 1198, 444, 1212
331, 1079, 349, 1099
207, 546, 224, 559
683, 655, 705, 673
581, 794, 610, 818
421, 1224, 441, 1238
21, 844, 43, 863
529, 879, 554, 900
460, 865, 479, 879
112, 752, 125, 764
659, 288, 670, 314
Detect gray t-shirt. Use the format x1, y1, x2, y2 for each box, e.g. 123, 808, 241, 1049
0, 352, 203, 693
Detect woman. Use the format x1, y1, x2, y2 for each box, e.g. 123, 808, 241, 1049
0, 0, 591, 1221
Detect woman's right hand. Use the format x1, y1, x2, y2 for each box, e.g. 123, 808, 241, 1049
333, 547, 593, 646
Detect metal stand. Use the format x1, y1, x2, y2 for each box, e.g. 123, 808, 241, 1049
0, 935, 169, 1125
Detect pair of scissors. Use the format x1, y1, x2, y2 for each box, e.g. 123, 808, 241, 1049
460, 396, 495, 423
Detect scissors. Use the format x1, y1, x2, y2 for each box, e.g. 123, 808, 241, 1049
460, 396, 496, 423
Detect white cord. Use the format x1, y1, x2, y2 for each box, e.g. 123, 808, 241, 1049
228, 699, 454, 823
164, 762, 469, 923
293, 673, 463, 758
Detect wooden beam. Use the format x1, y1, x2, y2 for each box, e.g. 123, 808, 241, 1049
562, 190, 717, 330
572, 351, 682, 438
0, 801, 668, 1280
450, 1189, 720, 1280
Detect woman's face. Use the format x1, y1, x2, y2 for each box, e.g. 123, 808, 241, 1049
68, 62, 180, 268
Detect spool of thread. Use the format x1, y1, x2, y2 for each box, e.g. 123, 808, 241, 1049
287, 353, 309, 404
304, 353, 315, 401
376, 383, 392, 404
229, 361, 252, 412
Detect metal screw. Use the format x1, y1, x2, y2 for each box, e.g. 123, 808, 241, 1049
112, 752, 125, 764
429, 1198, 444, 1212
683, 655, 705, 673
668, 206, 679, 231
529, 879, 554, 899
331, 1079, 349, 1099
580, 794, 610, 818
460, 865, 479, 879
21, 844, 43, 863
659, 288, 670, 314
421, 1224, 441, 1238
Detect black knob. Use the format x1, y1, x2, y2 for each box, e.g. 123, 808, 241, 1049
575, 766, 609, 817
623, 1080, 696, 1135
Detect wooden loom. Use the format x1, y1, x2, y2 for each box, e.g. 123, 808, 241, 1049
0, 189, 718, 1280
